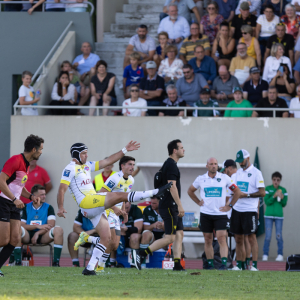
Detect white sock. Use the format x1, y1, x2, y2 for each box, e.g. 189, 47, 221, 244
87, 243, 106, 271
72, 259, 79, 262
88, 236, 100, 245
127, 189, 158, 202
99, 252, 110, 264
110, 258, 116, 263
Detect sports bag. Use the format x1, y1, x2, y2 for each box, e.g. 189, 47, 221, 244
286, 254, 300, 271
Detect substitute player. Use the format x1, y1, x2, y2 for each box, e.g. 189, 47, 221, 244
220, 149, 265, 271
0, 134, 44, 277
188, 157, 241, 270
57, 141, 171, 275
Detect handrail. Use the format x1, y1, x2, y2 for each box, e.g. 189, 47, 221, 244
13, 104, 295, 117
0, 1, 94, 16
32, 21, 73, 82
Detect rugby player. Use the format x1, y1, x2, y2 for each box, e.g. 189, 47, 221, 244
188, 157, 241, 270
57, 141, 171, 275
0, 135, 44, 277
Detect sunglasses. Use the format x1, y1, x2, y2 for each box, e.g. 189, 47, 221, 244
131, 89, 139, 92
242, 32, 248, 35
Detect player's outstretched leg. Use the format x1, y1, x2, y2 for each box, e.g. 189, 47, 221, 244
74, 232, 100, 250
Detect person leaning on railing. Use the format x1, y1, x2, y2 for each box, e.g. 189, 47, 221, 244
27, 0, 65, 14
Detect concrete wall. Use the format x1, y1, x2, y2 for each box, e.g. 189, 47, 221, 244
96, 0, 128, 42
10, 116, 299, 259
0, 12, 94, 168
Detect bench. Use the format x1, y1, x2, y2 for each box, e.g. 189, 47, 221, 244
183, 227, 205, 258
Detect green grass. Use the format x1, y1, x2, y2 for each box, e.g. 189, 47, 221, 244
1, 267, 300, 300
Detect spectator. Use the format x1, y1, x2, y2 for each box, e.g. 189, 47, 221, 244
122, 84, 147, 117
224, 87, 253, 117
264, 23, 294, 66
263, 43, 292, 83
252, 86, 289, 117
214, 0, 235, 22
94, 163, 115, 192
188, 45, 217, 86
65, 0, 87, 12
162, 0, 201, 24
176, 64, 209, 107
200, 1, 224, 46
262, 172, 288, 262
211, 65, 240, 105
154, 32, 169, 67
256, 5, 280, 57
140, 197, 165, 268
123, 25, 156, 71
158, 4, 190, 50
193, 88, 220, 116
239, 25, 261, 67
243, 66, 269, 105
120, 202, 143, 267
292, 0, 300, 15
72, 42, 100, 108
18, 71, 40, 116
280, 4, 300, 39
231, 2, 257, 43
293, 56, 300, 84
68, 209, 98, 267
50, 71, 77, 115
20, 160, 52, 204
158, 45, 184, 84
139, 61, 165, 116
60, 60, 82, 96
289, 84, 300, 117
89, 60, 117, 116
4, 0, 22, 11
229, 43, 256, 86
27, 0, 65, 14
123, 52, 144, 99
179, 22, 211, 64
212, 22, 236, 68
235, 0, 261, 16
261, 0, 286, 17
19, 185, 63, 266
269, 63, 295, 106
159, 85, 186, 116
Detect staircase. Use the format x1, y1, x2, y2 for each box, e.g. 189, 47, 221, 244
95, 0, 165, 105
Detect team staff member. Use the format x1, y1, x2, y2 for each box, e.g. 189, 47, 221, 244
0, 134, 43, 277
188, 157, 240, 270
136, 139, 185, 271
220, 149, 265, 271
94, 161, 116, 192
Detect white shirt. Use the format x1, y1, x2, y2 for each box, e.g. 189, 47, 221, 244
292, 0, 300, 15
65, 0, 87, 8
51, 83, 76, 101
262, 56, 292, 83
158, 57, 184, 78
257, 14, 280, 37
122, 98, 147, 117
289, 97, 300, 118
129, 34, 156, 54
192, 171, 237, 216
235, 0, 261, 16
232, 164, 265, 212
18, 85, 38, 116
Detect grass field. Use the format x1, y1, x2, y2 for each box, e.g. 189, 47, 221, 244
1, 267, 300, 300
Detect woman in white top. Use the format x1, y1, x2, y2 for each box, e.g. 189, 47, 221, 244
122, 84, 147, 117
263, 43, 292, 83
50, 71, 77, 115
158, 45, 184, 84
19, 71, 40, 116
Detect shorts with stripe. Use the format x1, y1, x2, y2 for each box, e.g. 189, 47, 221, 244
79, 193, 106, 209
159, 206, 183, 235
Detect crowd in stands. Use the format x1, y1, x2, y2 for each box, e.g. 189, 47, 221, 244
17, 0, 300, 117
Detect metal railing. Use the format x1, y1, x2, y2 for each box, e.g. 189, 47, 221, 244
0, 1, 94, 16
13, 104, 295, 117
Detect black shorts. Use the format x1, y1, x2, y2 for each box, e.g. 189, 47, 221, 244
0, 196, 21, 222
28, 230, 43, 244
199, 213, 229, 233
159, 206, 183, 235
153, 231, 164, 241
230, 209, 258, 235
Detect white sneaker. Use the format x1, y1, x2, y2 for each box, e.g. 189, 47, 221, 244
262, 255, 268, 261
230, 265, 242, 271
275, 254, 284, 261
250, 266, 259, 271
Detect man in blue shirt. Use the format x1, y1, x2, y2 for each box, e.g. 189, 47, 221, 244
215, 0, 235, 22
188, 45, 217, 86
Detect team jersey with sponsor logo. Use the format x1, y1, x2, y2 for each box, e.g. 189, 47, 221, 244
60, 161, 99, 206
232, 164, 265, 212
0, 154, 30, 201
102, 170, 134, 209
143, 204, 164, 233
192, 171, 237, 216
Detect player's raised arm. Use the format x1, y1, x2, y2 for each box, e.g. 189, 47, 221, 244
98, 141, 140, 170
57, 183, 69, 218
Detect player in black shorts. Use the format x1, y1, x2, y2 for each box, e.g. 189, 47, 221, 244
135, 139, 185, 271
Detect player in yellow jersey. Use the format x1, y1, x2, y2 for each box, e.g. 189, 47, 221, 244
57, 141, 172, 275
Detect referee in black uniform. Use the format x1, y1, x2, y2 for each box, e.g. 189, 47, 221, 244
136, 139, 185, 271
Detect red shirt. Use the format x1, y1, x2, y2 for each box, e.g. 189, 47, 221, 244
0, 154, 29, 201
20, 165, 51, 204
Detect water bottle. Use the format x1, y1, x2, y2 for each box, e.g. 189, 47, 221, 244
215, 51, 219, 58
277, 189, 282, 202
33, 90, 41, 106
157, 214, 163, 222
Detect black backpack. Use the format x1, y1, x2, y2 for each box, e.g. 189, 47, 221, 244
154, 160, 167, 189
286, 255, 300, 271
